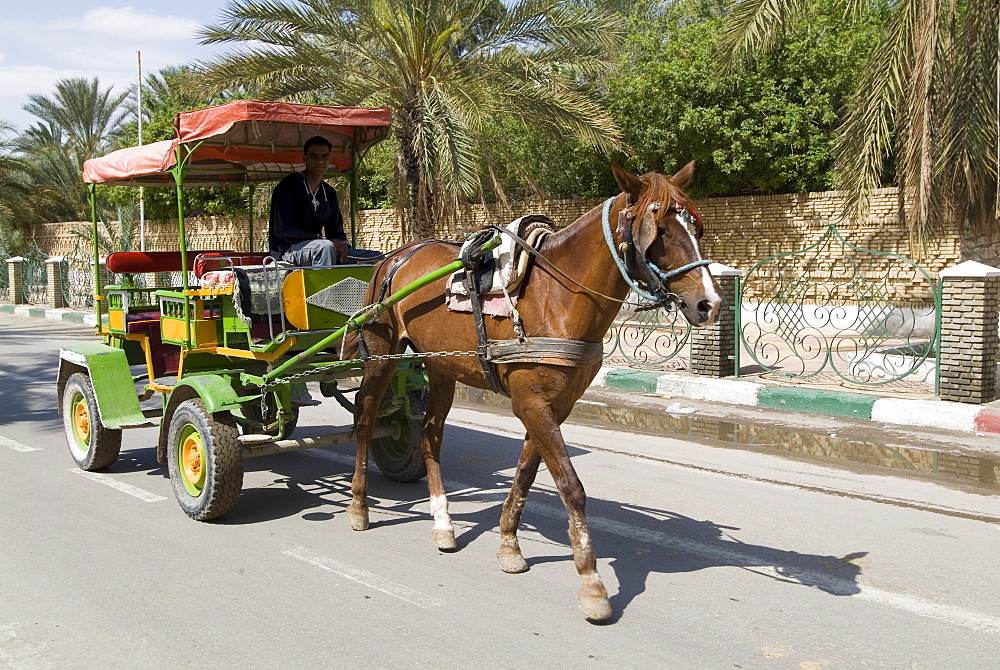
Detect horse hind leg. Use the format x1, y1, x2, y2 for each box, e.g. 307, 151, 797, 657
423, 373, 458, 550
348, 355, 400, 532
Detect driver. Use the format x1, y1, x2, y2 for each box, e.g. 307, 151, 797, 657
269, 135, 349, 265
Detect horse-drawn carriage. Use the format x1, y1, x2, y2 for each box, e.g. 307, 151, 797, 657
58, 100, 447, 520
60, 99, 722, 620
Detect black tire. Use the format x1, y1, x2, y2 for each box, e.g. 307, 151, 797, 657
166, 399, 243, 521
372, 411, 426, 482
62, 372, 122, 471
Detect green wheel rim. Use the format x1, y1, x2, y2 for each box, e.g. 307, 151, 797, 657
69, 391, 91, 455
377, 417, 409, 463
177, 424, 207, 496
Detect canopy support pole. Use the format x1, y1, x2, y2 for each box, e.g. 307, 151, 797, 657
89, 183, 103, 329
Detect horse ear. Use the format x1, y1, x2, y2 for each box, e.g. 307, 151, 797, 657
612, 164, 644, 199
671, 160, 696, 188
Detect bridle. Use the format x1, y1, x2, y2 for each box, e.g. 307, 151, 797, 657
600, 195, 711, 307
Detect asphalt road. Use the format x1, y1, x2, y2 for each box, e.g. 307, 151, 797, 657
2, 314, 1000, 669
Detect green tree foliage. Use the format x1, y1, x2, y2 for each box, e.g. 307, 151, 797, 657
718, 0, 999, 245
0, 120, 38, 236
194, 0, 624, 239
16, 77, 131, 222
607, 0, 880, 197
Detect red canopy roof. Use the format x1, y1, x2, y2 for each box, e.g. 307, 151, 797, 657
82, 100, 392, 187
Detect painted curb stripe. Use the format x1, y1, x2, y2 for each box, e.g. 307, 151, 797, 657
756, 388, 876, 419
604, 369, 661, 393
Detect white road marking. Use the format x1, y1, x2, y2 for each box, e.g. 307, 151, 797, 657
70, 469, 167, 502
284, 546, 445, 608
302, 444, 1000, 635
0, 436, 40, 452
0, 622, 56, 669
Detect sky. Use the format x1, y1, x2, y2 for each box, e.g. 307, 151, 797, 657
0, 1, 232, 134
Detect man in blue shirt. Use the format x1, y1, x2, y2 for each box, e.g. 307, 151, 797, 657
269, 135, 348, 265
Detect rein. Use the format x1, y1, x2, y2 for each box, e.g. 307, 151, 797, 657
600, 196, 711, 306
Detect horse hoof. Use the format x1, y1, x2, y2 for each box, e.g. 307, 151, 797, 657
497, 553, 529, 574
578, 595, 613, 622
347, 510, 369, 531
433, 529, 457, 551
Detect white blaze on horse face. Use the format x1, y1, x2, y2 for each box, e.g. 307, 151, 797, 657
680, 215, 721, 307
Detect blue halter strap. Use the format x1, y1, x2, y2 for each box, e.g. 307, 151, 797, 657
600, 196, 711, 303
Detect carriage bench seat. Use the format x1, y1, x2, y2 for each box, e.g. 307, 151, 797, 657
105, 250, 232, 275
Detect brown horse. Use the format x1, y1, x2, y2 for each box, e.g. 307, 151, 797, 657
345, 163, 722, 621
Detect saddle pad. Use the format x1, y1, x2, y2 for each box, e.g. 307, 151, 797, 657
449, 215, 554, 299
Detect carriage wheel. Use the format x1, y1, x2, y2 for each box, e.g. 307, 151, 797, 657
372, 404, 426, 482
62, 372, 122, 471
166, 399, 243, 521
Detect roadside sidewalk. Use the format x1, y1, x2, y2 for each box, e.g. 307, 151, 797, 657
5, 302, 1000, 437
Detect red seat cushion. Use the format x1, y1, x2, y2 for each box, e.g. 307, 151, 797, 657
106, 250, 234, 275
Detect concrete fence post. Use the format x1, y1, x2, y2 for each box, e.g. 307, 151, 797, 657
690, 263, 742, 377
7, 257, 26, 305
45, 256, 67, 308
938, 261, 1000, 404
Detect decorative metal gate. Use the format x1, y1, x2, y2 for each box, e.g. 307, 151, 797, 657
737, 224, 939, 388
19, 241, 48, 305
603, 295, 692, 369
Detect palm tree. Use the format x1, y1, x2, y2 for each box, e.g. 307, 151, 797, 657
23, 77, 130, 160
17, 77, 131, 223
717, 0, 999, 252
194, 0, 623, 239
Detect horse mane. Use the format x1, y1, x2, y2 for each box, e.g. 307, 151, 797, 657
634, 171, 694, 214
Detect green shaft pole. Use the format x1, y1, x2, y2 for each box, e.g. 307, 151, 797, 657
262, 235, 501, 383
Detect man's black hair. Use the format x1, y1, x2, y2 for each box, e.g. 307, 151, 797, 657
303, 135, 333, 153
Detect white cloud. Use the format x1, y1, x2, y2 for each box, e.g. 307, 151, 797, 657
0, 4, 227, 131
57, 6, 202, 42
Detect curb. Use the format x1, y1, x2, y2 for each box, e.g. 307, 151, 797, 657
4, 304, 998, 437
0, 304, 100, 327
595, 367, 1000, 437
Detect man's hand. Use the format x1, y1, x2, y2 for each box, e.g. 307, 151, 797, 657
333, 239, 349, 264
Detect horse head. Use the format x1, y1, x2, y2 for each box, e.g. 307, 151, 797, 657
610, 163, 722, 327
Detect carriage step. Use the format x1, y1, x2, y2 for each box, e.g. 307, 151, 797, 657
238, 434, 276, 445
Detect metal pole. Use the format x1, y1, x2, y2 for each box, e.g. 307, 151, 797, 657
248, 183, 256, 252
137, 51, 145, 252
173, 146, 191, 345
89, 184, 103, 328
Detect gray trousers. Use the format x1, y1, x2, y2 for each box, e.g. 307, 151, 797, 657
278, 239, 338, 266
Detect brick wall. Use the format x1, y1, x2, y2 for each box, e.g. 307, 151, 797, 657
27, 187, 982, 273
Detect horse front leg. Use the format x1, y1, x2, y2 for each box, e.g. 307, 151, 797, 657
513, 401, 612, 622
348, 359, 397, 531
497, 436, 541, 574
424, 374, 457, 550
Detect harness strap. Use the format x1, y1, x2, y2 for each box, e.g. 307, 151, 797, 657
461, 229, 508, 396
486, 338, 603, 366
